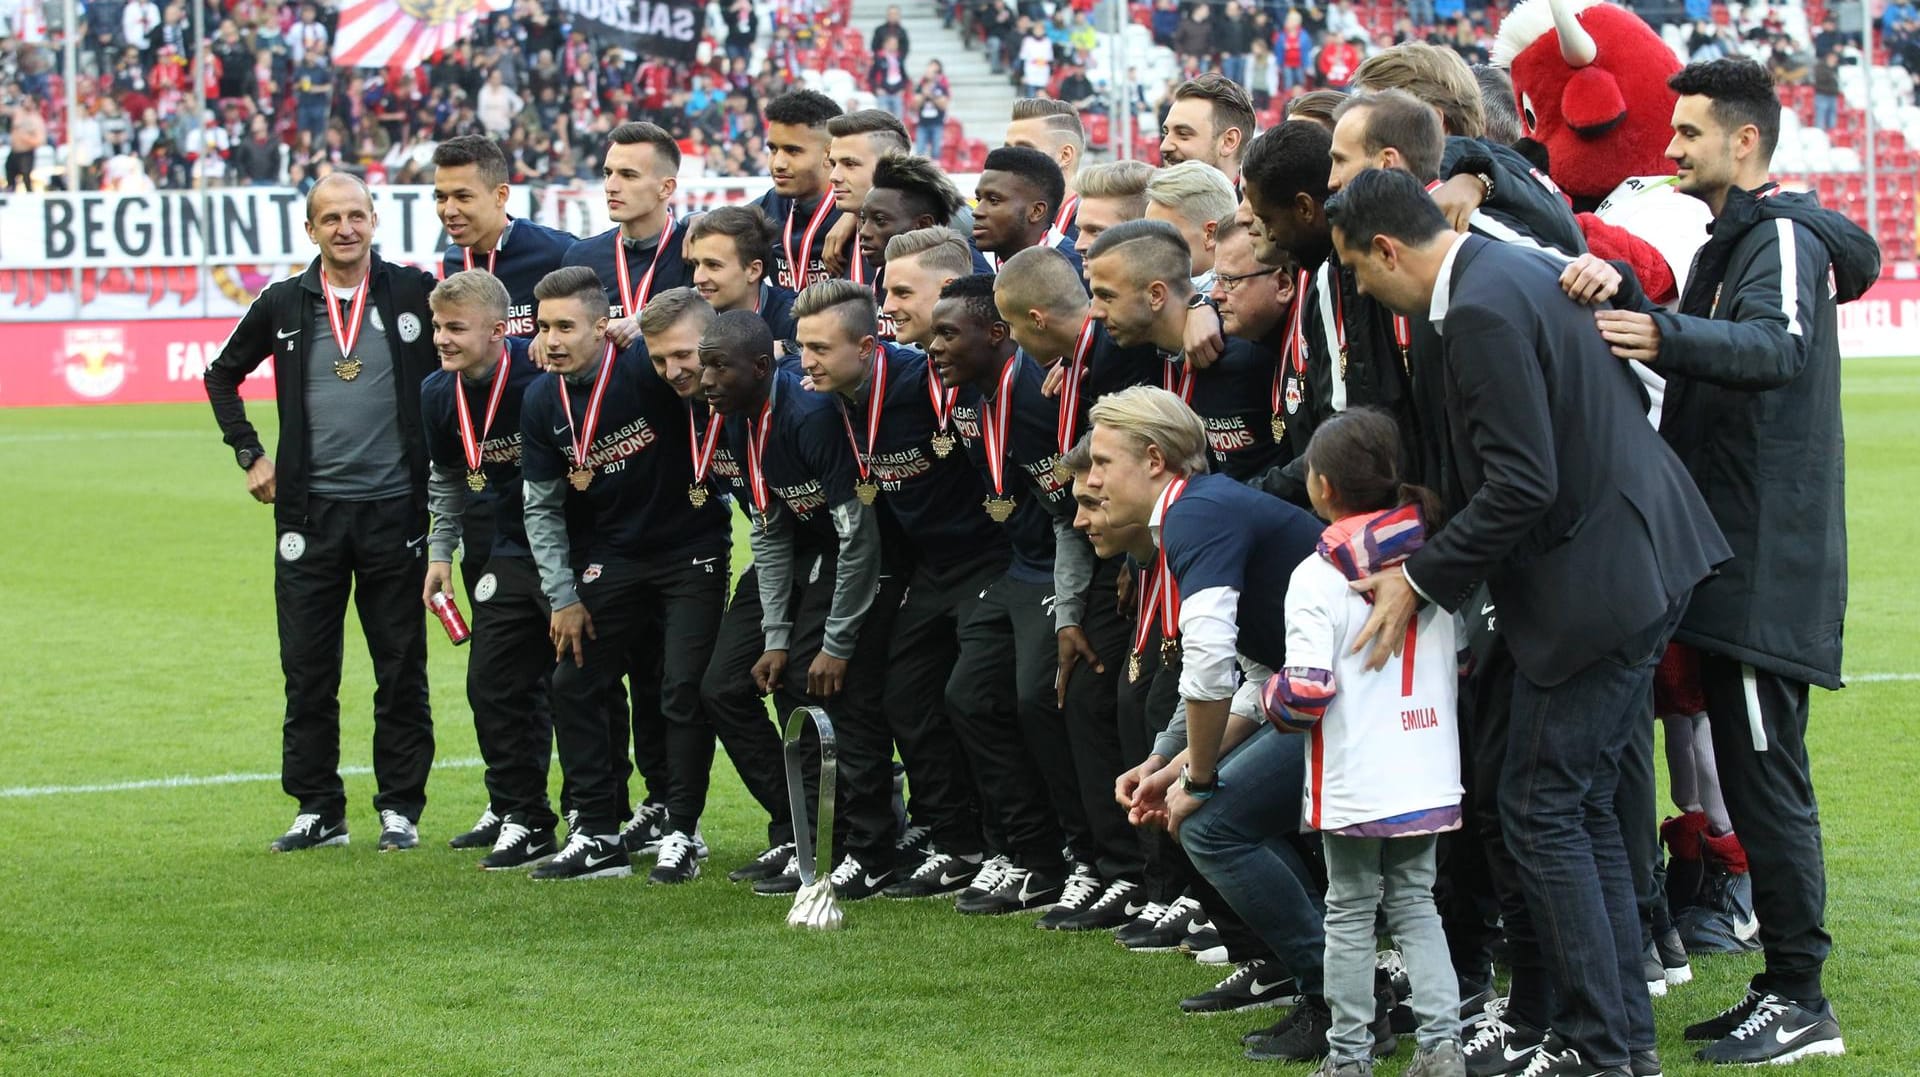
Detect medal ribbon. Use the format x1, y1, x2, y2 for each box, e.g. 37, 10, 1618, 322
745, 396, 774, 515
460, 243, 498, 276
837, 344, 890, 483
1272, 268, 1309, 421
454, 344, 512, 474
325, 280, 368, 362
1135, 475, 1189, 655
925, 357, 957, 437
1393, 313, 1411, 351
1055, 315, 1095, 454
557, 341, 616, 471
848, 239, 866, 286
1044, 192, 1080, 250
614, 212, 678, 317
980, 354, 1021, 497
782, 195, 835, 291
1161, 353, 1195, 403
687, 400, 725, 485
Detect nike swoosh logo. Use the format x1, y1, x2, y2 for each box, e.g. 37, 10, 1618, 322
1017, 877, 1048, 903
1503, 1044, 1538, 1063
1248, 979, 1288, 997
692, 557, 719, 566
314, 824, 342, 839
937, 868, 972, 885
1775, 1022, 1822, 1046
583, 852, 624, 868
1122, 900, 1146, 916
554, 425, 573, 437
406, 535, 426, 550
277, 328, 301, 339
1481, 603, 1495, 615
863, 873, 888, 888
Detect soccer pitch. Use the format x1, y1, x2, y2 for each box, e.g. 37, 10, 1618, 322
1, 361, 1917, 1075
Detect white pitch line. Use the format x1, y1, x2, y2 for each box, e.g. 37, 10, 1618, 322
0, 757, 484, 799
1851, 673, 1920, 683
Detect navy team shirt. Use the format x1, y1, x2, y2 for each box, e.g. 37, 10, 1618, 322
757, 188, 841, 292
563, 221, 698, 320
1159, 472, 1322, 671
720, 363, 860, 556
1181, 335, 1286, 483
1056, 318, 1164, 451
948, 351, 1073, 583
753, 281, 800, 344
440, 217, 577, 337
836, 342, 1008, 572
520, 344, 732, 563
419, 336, 541, 555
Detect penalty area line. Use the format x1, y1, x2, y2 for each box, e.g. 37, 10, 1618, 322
0, 757, 484, 799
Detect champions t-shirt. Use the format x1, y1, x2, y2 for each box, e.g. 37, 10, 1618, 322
419, 336, 540, 555
520, 343, 731, 563
563, 222, 698, 320
1159, 472, 1322, 671
441, 217, 577, 337
949, 350, 1073, 582
721, 363, 859, 555
1186, 334, 1286, 483
756, 188, 841, 293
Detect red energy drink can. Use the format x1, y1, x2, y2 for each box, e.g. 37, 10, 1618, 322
429, 591, 471, 645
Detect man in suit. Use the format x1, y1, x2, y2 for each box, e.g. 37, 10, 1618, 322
1322, 168, 1730, 1077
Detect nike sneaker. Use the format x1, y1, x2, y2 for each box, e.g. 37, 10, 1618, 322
1693, 994, 1844, 1065
448, 805, 501, 849
1405, 1040, 1467, 1077
617, 801, 670, 856
647, 831, 702, 885
1514, 1044, 1617, 1076
1183, 923, 1226, 961
893, 824, 932, 861
1628, 1048, 1662, 1077
1053, 878, 1145, 931
956, 862, 1064, 914
1654, 927, 1692, 986
269, 813, 349, 853
1180, 958, 1300, 1014
478, 815, 557, 870
753, 855, 802, 896
828, 853, 894, 901
727, 842, 795, 883
1643, 940, 1668, 999
1243, 995, 1333, 1061
1119, 895, 1204, 952
377, 810, 419, 851
952, 854, 1012, 909
530, 832, 631, 881
1462, 1008, 1547, 1077
885, 849, 982, 898
1683, 987, 1764, 1041
1037, 863, 1103, 930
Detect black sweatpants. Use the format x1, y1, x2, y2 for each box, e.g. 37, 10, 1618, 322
1061, 558, 1146, 882
464, 555, 558, 831
1698, 655, 1832, 1004
274, 494, 433, 822
549, 553, 728, 836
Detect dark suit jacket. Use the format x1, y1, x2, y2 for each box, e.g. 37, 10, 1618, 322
1404, 235, 1731, 687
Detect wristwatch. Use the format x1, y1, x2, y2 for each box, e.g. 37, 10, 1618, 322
236, 446, 264, 471
1187, 291, 1220, 315
1179, 762, 1220, 800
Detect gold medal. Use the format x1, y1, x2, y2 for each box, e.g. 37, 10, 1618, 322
333, 358, 362, 381
1126, 651, 1143, 684
1338, 345, 1349, 382
688, 483, 710, 508
983, 495, 1016, 523
465, 468, 487, 492
568, 466, 593, 491
855, 480, 879, 505
930, 431, 956, 458
1160, 636, 1181, 668
1271, 415, 1286, 441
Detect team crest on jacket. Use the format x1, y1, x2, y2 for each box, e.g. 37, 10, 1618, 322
397, 312, 422, 343
368, 307, 385, 333
474, 572, 497, 602
278, 532, 306, 562
581, 564, 603, 584
1284, 374, 1303, 415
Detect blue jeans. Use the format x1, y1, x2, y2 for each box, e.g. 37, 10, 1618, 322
1181, 723, 1325, 993
1814, 93, 1838, 134
915, 122, 944, 159
1499, 639, 1669, 1067
1323, 834, 1459, 1060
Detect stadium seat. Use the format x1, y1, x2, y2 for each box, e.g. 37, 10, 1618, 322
1083, 112, 1111, 148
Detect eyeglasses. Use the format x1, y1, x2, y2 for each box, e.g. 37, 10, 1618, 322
1212, 267, 1281, 293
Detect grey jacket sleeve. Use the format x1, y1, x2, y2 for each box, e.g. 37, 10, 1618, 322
1152, 698, 1188, 761
1051, 515, 1094, 631
523, 477, 579, 610
427, 462, 468, 564
750, 508, 798, 652
822, 500, 883, 660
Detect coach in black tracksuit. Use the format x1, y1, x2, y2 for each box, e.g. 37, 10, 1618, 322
205, 174, 439, 851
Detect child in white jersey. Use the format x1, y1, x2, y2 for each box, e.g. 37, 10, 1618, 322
1261, 409, 1465, 1077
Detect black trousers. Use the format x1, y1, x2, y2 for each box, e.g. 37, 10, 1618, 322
881, 552, 1007, 859
274, 495, 433, 822
464, 556, 558, 831
947, 572, 1070, 868
550, 553, 728, 836
1698, 655, 1832, 1003
609, 643, 671, 814
1061, 559, 1146, 881
1617, 711, 1670, 938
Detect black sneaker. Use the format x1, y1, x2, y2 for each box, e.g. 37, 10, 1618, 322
478, 816, 557, 870
827, 853, 894, 901
753, 855, 802, 896
617, 801, 669, 855
1629, 1048, 1662, 1077
1643, 940, 1669, 999
1369, 985, 1401, 1058
1183, 924, 1229, 964
1036, 863, 1103, 929
448, 805, 501, 849
529, 831, 631, 881
885, 849, 982, 898
1694, 994, 1844, 1065
1119, 895, 1204, 952
269, 813, 348, 852
893, 823, 932, 861
727, 842, 795, 883
1181, 958, 1300, 1014
952, 855, 1012, 908
1054, 878, 1146, 931
1462, 1008, 1547, 1077
1243, 996, 1333, 1061
1458, 987, 1499, 1025
1654, 927, 1692, 988
1380, 950, 1417, 1033
1515, 1044, 1617, 1076
956, 862, 1064, 914
1683, 987, 1765, 1041
377, 810, 419, 851
647, 831, 702, 884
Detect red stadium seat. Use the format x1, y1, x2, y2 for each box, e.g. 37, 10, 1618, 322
1083, 112, 1111, 147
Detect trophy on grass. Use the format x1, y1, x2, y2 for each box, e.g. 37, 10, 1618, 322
782, 705, 842, 930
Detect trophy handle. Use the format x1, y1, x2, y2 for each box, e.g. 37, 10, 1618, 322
782, 705, 837, 887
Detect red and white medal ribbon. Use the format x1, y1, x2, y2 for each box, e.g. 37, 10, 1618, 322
615, 212, 678, 317
687, 400, 725, 486
460, 243, 498, 276
325, 280, 368, 360
1162, 353, 1195, 403
925, 357, 958, 438
744, 396, 774, 516
980, 354, 1022, 498
1044, 192, 1080, 250
1272, 268, 1309, 425
848, 239, 866, 286
1055, 315, 1095, 454
838, 344, 890, 484
782, 195, 835, 291
1136, 475, 1189, 655
455, 344, 512, 474
558, 341, 616, 472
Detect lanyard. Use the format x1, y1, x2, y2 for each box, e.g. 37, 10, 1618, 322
979, 354, 1022, 497
848, 238, 866, 286
1043, 191, 1079, 250
454, 344, 511, 473
926, 357, 957, 436
615, 212, 678, 317
325, 280, 367, 358
837, 345, 890, 483
1272, 268, 1309, 422
1162, 352, 1194, 402
781, 194, 835, 291
744, 396, 774, 516
1055, 315, 1095, 454
1138, 475, 1189, 654
686, 400, 725, 484
557, 341, 616, 470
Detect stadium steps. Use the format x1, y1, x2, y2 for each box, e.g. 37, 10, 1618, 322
847, 0, 1017, 147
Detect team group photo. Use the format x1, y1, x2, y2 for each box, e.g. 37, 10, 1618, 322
1, 0, 1915, 1070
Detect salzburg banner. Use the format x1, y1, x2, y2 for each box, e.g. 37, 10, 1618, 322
0, 319, 276, 408
552, 0, 703, 62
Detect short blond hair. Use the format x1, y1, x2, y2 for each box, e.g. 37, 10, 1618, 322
1353, 43, 1486, 139
1089, 385, 1209, 475
430, 269, 510, 321
638, 286, 713, 340
1075, 159, 1155, 217
885, 226, 975, 278
792, 277, 877, 342
1144, 160, 1238, 229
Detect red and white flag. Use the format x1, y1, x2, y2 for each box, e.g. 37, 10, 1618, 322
332, 0, 510, 70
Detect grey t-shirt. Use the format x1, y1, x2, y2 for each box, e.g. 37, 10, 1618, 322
305, 285, 411, 501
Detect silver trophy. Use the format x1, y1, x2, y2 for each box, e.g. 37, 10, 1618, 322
782, 705, 842, 930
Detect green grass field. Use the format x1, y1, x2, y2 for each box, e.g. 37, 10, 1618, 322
2, 361, 1917, 1075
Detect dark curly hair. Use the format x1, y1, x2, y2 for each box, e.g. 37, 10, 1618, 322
1668, 58, 1780, 157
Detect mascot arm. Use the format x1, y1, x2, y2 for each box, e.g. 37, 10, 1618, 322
1578, 212, 1677, 305
1444, 137, 1587, 257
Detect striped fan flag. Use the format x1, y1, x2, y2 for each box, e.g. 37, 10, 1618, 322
332, 0, 512, 69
